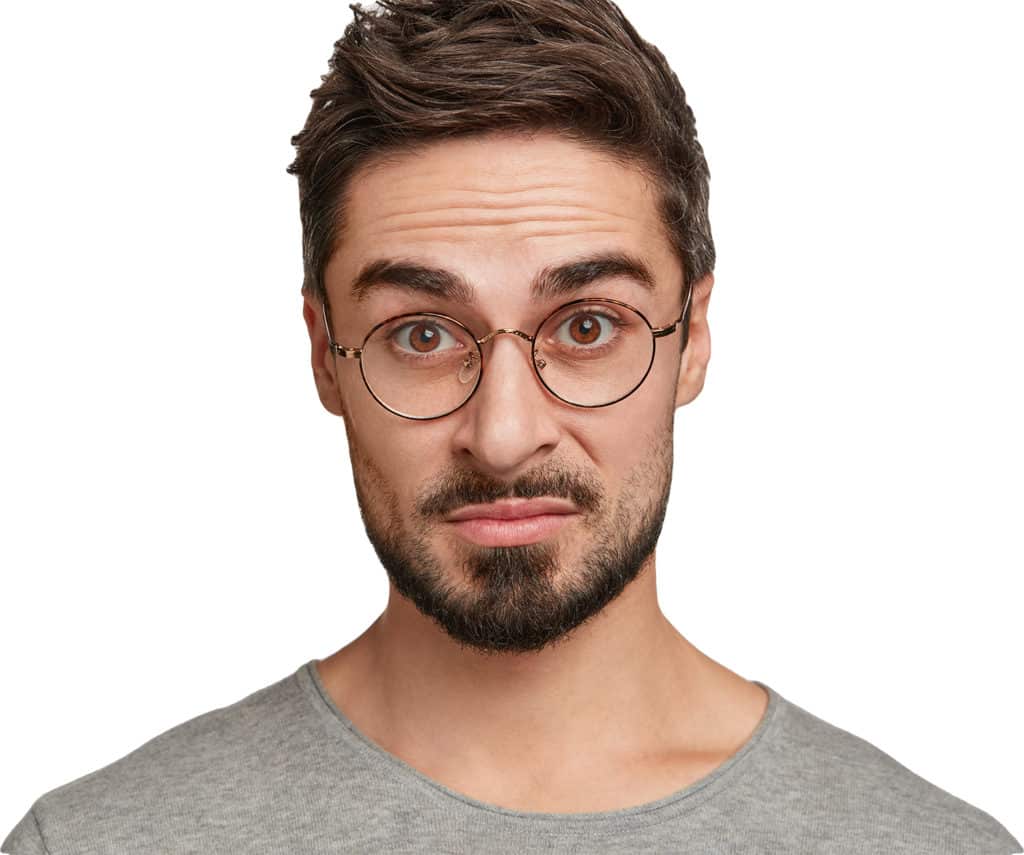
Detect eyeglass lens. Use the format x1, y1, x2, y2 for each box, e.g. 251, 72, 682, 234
359, 301, 657, 419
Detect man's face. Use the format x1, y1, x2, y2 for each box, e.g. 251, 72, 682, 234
306, 131, 708, 656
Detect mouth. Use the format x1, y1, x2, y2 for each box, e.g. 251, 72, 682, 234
444, 498, 580, 547
447, 513, 579, 547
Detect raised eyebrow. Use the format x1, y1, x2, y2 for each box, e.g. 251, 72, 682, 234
349, 251, 656, 303
531, 252, 655, 300
350, 259, 474, 304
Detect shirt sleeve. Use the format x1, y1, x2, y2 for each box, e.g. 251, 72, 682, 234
1, 807, 49, 855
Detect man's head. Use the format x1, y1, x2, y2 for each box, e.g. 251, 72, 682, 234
292, 1, 715, 656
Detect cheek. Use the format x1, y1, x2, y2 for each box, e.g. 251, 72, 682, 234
600, 368, 676, 442
571, 412, 664, 485
345, 405, 443, 505
571, 375, 675, 493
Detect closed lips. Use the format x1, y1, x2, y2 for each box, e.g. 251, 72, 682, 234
445, 499, 578, 521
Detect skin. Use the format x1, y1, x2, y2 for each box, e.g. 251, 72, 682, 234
302, 130, 768, 813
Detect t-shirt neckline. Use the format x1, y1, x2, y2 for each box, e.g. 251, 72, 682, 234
298, 657, 783, 828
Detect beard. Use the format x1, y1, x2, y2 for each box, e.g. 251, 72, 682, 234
345, 421, 674, 656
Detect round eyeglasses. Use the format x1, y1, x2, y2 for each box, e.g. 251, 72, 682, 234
321, 287, 692, 420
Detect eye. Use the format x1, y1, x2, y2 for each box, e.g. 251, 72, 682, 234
390, 319, 461, 356
552, 310, 621, 349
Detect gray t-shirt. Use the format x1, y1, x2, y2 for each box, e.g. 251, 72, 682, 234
4, 660, 1020, 854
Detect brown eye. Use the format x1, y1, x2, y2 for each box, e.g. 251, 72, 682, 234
407, 322, 441, 352
569, 314, 601, 344
385, 317, 463, 360
547, 307, 625, 354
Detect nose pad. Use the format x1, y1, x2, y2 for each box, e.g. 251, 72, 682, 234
458, 351, 480, 385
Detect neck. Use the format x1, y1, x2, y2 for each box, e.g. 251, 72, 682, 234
316, 555, 761, 784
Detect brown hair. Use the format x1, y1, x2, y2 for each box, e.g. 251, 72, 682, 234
288, 0, 715, 307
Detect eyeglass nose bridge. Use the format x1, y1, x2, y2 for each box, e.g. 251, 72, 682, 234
468, 327, 546, 379
475, 328, 535, 346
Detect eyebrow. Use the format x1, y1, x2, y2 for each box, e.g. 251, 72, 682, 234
349, 252, 656, 303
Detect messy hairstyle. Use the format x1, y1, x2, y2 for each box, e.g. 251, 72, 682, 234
288, 0, 715, 307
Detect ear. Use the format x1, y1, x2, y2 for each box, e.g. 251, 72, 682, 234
302, 293, 345, 418
674, 273, 714, 408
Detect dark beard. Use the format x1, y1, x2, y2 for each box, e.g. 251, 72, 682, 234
348, 430, 674, 656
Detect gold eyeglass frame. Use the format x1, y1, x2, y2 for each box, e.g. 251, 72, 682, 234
321, 284, 693, 421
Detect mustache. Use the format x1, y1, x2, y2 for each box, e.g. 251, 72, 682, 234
417, 464, 605, 520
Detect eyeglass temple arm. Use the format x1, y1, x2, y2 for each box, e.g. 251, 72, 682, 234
322, 301, 362, 359
651, 283, 694, 341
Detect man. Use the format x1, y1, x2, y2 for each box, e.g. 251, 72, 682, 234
3, 1, 1019, 853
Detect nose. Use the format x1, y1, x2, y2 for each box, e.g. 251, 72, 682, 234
450, 331, 562, 478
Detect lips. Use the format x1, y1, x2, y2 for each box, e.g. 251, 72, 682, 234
445, 497, 578, 522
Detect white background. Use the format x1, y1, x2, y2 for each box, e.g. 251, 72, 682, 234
1, 0, 1020, 841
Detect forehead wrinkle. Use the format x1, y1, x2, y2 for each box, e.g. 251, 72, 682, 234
363, 155, 612, 192
520, 228, 635, 240
371, 217, 616, 238
371, 202, 642, 228
362, 204, 651, 240
384, 182, 591, 204
361, 181, 659, 225
380, 209, 617, 225
363, 225, 640, 245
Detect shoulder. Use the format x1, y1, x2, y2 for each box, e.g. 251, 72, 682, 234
756, 687, 1021, 854
3, 667, 311, 855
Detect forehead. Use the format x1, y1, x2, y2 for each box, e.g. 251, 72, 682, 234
326, 131, 681, 307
